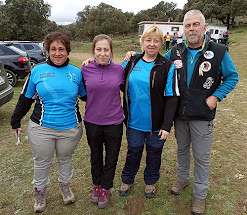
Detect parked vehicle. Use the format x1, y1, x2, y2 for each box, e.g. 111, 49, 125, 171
7, 41, 46, 67
0, 43, 31, 86
0, 61, 14, 107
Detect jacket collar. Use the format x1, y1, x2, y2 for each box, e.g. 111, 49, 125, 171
130, 52, 165, 65
181, 34, 210, 54
47, 57, 69, 68
94, 58, 112, 67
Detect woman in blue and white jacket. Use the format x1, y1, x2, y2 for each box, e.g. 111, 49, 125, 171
11, 32, 86, 213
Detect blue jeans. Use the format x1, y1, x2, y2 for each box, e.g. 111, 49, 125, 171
121, 127, 165, 185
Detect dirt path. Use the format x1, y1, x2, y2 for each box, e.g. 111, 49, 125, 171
70, 52, 123, 64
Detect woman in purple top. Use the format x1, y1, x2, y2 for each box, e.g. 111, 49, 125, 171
81, 34, 124, 209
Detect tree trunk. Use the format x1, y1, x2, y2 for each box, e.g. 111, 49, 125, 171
226, 14, 230, 29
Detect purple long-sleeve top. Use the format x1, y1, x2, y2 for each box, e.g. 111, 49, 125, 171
81, 60, 125, 125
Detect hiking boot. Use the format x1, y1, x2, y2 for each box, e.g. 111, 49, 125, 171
98, 189, 110, 209
171, 180, 189, 195
191, 197, 206, 215
92, 185, 101, 204
119, 183, 133, 196
59, 182, 75, 205
34, 187, 48, 213
145, 184, 156, 198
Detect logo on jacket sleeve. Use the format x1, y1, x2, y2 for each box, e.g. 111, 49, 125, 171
203, 77, 215, 89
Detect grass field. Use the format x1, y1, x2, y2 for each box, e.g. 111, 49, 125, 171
0, 28, 247, 215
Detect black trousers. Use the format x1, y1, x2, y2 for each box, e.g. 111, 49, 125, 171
84, 121, 123, 189
166, 41, 170, 51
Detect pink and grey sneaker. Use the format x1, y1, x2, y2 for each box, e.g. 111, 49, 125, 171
98, 189, 110, 209
92, 185, 101, 203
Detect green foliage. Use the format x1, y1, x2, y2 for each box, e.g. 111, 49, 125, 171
74, 1, 182, 40
0, 0, 52, 40
83, 3, 129, 39
129, 1, 182, 32
183, 0, 247, 28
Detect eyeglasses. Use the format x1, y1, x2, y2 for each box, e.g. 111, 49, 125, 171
184, 22, 201, 29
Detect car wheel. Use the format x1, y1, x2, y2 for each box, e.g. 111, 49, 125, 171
5, 69, 17, 86
30, 60, 38, 68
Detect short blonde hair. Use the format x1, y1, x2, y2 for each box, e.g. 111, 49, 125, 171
140, 25, 164, 50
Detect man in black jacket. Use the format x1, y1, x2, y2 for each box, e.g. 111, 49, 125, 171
165, 10, 238, 215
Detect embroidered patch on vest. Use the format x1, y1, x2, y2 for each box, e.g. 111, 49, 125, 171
199, 61, 211, 76
204, 51, 214, 59
203, 77, 215, 89
174, 59, 183, 69
176, 50, 181, 57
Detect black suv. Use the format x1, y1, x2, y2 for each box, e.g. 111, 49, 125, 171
0, 43, 31, 86
10, 41, 46, 67
0, 61, 14, 107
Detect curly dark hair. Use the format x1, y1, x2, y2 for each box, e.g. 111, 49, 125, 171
44, 32, 71, 54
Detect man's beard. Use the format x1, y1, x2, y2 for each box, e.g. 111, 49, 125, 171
187, 32, 204, 44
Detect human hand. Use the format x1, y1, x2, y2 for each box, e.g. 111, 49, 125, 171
13, 128, 22, 143
82, 58, 94, 67
158, 129, 170, 140
124, 51, 136, 61
206, 95, 219, 110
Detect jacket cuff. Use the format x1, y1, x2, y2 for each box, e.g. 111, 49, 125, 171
161, 123, 172, 133
11, 121, 21, 129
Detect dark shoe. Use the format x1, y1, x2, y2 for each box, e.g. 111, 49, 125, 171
59, 182, 75, 205
119, 183, 133, 196
191, 197, 206, 215
98, 189, 110, 209
34, 187, 48, 213
171, 180, 189, 195
92, 185, 101, 204
145, 184, 156, 198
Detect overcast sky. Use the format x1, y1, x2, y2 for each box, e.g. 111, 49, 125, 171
45, 0, 188, 25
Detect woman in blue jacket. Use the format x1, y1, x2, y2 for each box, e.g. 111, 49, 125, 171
119, 26, 179, 198
11, 32, 86, 213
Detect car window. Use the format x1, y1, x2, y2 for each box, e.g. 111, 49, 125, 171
13, 44, 22, 49
7, 46, 27, 56
0, 48, 4, 55
0, 45, 17, 55
24, 44, 34, 50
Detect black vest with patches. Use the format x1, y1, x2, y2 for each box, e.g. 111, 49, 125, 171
170, 40, 227, 120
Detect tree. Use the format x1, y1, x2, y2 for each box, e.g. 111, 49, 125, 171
145, 1, 178, 21
129, 1, 180, 32
129, 10, 150, 32
0, 3, 10, 40
183, 0, 247, 28
83, 3, 129, 39
74, 5, 92, 40
76, 5, 91, 26
1, 0, 51, 40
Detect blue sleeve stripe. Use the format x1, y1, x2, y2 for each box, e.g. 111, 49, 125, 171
122, 61, 128, 69
165, 64, 179, 96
